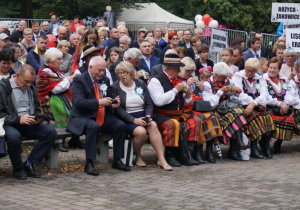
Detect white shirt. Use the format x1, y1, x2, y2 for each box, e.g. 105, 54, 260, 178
52, 23, 59, 36
148, 71, 192, 108
231, 70, 268, 107
142, 55, 151, 71
285, 76, 300, 109
119, 82, 144, 113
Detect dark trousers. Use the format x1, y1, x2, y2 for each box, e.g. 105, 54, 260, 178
84, 113, 126, 160
4, 123, 57, 171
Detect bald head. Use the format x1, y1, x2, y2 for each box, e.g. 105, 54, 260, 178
0, 24, 8, 32
19, 20, 27, 32
195, 28, 204, 39
57, 26, 67, 40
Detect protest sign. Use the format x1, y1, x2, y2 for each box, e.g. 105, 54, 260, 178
286, 28, 300, 52
282, 23, 300, 38
271, 3, 300, 23
210, 28, 227, 53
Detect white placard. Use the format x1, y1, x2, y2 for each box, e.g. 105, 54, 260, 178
210, 28, 228, 53
283, 23, 300, 38
286, 28, 300, 52
271, 3, 300, 23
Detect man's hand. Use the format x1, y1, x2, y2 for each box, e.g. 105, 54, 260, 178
174, 83, 185, 92
112, 96, 121, 109
135, 71, 143, 79
100, 97, 112, 106
231, 86, 241, 93
20, 115, 36, 125
184, 88, 192, 96
220, 86, 229, 93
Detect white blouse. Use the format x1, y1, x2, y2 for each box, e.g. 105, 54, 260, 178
231, 70, 268, 107
119, 81, 144, 113
285, 76, 300, 109
263, 73, 288, 107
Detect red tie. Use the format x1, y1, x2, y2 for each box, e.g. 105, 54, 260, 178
94, 81, 104, 126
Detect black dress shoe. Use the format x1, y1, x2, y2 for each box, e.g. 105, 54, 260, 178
59, 143, 68, 152
84, 162, 99, 176
13, 169, 27, 180
112, 159, 130, 171
68, 138, 85, 149
23, 162, 41, 178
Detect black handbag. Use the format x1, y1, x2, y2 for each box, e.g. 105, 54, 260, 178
267, 106, 293, 116
192, 100, 213, 112
175, 122, 193, 166
216, 98, 243, 115
0, 137, 7, 158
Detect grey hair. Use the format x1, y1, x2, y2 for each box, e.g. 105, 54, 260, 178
70, 33, 80, 40
145, 37, 155, 42
89, 56, 105, 67
57, 26, 66, 32
124, 48, 142, 60
119, 35, 131, 45
106, 6, 111, 11
57, 40, 70, 49
213, 62, 231, 77
283, 50, 297, 59
44, 48, 63, 63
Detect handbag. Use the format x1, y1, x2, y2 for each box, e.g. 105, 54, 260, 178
175, 122, 193, 166
192, 100, 213, 112
216, 98, 243, 115
120, 136, 133, 167
267, 106, 293, 116
0, 118, 7, 158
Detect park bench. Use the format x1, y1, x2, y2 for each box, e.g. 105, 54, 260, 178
0, 126, 112, 170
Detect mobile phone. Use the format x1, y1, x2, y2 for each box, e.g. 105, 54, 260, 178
35, 114, 44, 121
112, 99, 118, 104
144, 117, 150, 124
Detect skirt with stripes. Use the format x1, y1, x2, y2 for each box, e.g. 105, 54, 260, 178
215, 108, 247, 144
271, 114, 295, 141
156, 116, 201, 147
245, 110, 276, 141
194, 112, 223, 144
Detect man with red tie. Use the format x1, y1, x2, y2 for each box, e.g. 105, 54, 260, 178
67, 56, 129, 176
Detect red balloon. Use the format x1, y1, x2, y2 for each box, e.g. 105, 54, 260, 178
202, 14, 211, 26
46, 34, 57, 48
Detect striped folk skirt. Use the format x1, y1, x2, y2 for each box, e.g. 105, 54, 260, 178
194, 112, 223, 144
157, 116, 201, 147
215, 108, 247, 144
245, 110, 276, 140
271, 113, 295, 141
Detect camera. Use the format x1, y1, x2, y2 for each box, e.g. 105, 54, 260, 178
112, 99, 118, 104
143, 117, 150, 124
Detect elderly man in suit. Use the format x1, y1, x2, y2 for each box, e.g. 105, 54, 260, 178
66, 56, 129, 176
139, 40, 160, 76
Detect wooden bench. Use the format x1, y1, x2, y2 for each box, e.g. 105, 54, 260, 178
44, 129, 112, 169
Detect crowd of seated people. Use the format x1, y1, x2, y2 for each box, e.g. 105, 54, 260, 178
0, 18, 299, 180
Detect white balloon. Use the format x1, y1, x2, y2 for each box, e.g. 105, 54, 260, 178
208, 20, 219, 28
196, 20, 205, 28
195, 15, 202, 22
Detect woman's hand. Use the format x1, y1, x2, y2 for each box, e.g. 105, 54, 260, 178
196, 81, 204, 90
288, 69, 296, 80
187, 77, 195, 87
245, 102, 256, 116
133, 118, 147, 127
231, 86, 241, 93
220, 86, 229, 93
257, 105, 266, 111
279, 102, 289, 114
184, 88, 192, 97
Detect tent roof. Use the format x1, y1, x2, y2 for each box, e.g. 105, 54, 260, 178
119, 3, 194, 24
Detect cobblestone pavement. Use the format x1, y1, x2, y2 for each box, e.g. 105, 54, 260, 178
1, 138, 300, 210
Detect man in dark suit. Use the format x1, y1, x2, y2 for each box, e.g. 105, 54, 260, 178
66, 56, 129, 176
139, 40, 160, 76
255, 32, 269, 59
243, 37, 261, 62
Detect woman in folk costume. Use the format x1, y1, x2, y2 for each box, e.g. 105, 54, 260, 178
148, 53, 202, 167
232, 58, 276, 159
178, 57, 223, 163
202, 62, 248, 161
265, 58, 297, 154
36, 48, 83, 152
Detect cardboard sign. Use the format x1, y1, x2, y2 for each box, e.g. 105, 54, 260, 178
271, 3, 300, 23
210, 28, 228, 53
286, 28, 300, 52
283, 23, 300, 38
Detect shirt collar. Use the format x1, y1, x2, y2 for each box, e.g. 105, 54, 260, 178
142, 55, 150, 61
88, 70, 95, 84
9, 75, 18, 89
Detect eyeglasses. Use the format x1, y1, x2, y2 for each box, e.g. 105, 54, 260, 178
117, 71, 129, 76
186, 70, 195, 73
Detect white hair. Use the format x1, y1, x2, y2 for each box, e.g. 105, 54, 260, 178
213, 62, 231, 77
89, 56, 105, 67
119, 35, 131, 45
76, 25, 85, 33
124, 48, 142, 60
106, 6, 111, 11
165, 49, 177, 56
44, 48, 63, 63
283, 50, 297, 59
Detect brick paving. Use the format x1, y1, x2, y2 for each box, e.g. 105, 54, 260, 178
1, 138, 300, 209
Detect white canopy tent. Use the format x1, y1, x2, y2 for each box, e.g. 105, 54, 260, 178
118, 3, 194, 30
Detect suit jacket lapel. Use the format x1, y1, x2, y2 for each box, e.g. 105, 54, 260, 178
84, 71, 96, 97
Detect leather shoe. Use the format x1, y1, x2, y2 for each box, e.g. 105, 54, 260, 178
23, 162, 41, 178
68, 138, 85, 149
112, 159, 130, 171
13, 169, 27, 180
84, 162, 99, 176
59, 143, 68, 152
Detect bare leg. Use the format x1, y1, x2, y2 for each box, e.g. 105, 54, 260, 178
133, 126, 148, 165
146, 121, 169, 167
